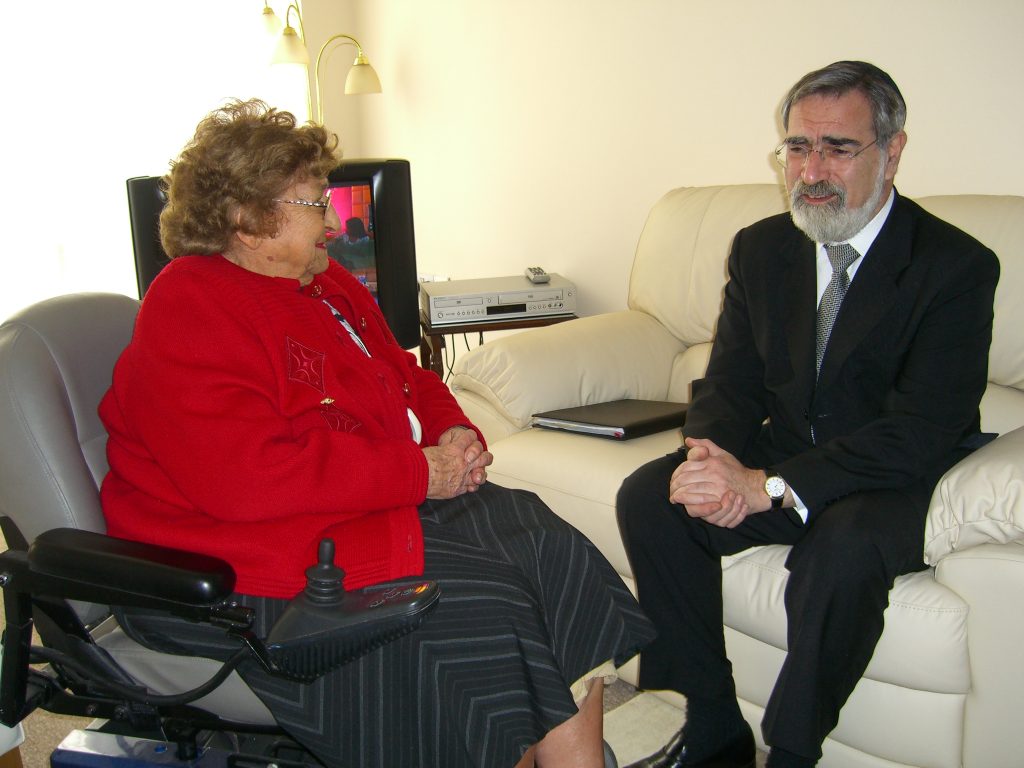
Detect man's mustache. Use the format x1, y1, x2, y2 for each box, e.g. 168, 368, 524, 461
791, 181, 846, 206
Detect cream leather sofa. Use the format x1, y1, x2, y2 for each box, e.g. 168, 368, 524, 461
450, 185, 1024, 768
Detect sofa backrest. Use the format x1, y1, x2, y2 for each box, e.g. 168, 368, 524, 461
627, 184, 1024, 435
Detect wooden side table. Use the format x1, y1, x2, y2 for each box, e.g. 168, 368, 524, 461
419, 312, 577, 378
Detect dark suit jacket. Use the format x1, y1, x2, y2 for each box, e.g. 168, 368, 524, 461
683, 192, 999, 518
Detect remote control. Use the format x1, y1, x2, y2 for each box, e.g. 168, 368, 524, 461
524, 266, 550, 284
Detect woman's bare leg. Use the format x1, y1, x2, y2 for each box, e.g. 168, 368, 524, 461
514, 745, 537, 768
534, 677, 606, 767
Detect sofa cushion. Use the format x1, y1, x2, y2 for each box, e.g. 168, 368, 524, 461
722, 547, 970, 694
667, 343, 713, 403
628, 185, 789, 347
925, 425, 1024, 564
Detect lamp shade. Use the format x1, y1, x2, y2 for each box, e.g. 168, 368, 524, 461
261, 6, 283, 37
314, 34, 383, 123
344, 55, 383, 95
272, 26, 309, 66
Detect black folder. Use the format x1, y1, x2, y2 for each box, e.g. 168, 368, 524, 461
531, 399, 688, 440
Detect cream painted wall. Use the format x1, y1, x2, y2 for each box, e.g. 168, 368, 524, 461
309, 0, 1024, 318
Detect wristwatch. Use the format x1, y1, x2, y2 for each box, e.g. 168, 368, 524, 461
764, 468, 787, 510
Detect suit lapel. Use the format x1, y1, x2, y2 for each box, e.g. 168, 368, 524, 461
816, 194, 913, 389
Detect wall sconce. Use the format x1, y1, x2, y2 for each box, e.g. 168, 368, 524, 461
261, 1, 283, 38
262, 3, 382, 125
269, 4, 309, 66
315, 34, 383, 123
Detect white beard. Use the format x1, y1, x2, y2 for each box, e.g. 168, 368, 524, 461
789, 161, 887, 244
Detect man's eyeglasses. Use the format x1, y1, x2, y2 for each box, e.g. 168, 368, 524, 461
774, 138, 879, 168
273, 190, 333, 216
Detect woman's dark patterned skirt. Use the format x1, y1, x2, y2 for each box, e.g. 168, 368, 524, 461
116, 483, 654, 767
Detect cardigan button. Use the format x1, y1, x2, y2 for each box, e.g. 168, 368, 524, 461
360, 317, 367, 330
310, 284, 323, 297
402, 383, 411, 396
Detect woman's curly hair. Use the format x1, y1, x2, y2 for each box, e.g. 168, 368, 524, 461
159, 99, 339, 257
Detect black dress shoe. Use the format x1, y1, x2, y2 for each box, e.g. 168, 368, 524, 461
623, 725, 756, 768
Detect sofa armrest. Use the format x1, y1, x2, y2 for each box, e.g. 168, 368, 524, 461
932, 543, 1024, 766
450, 310, 686, 434
924, 426, 1024, 565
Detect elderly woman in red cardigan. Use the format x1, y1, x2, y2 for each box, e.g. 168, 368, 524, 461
99, 99, 652, 768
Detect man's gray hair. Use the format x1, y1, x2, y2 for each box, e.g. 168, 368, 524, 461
782, 61, 906, 145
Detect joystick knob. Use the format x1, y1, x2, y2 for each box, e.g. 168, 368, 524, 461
303, 539, 347, 605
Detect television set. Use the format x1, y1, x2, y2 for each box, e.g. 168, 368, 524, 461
326, 158, 421, 349
125, 158, 421, 349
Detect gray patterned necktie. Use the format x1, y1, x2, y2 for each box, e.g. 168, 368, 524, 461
816, 243, 860, 373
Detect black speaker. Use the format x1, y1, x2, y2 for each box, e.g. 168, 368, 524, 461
126, 176, 169, 298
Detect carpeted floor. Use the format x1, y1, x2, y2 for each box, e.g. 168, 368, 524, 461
16, 710, 91, 768
604, 687, 686, 764
604, 687, 768, 767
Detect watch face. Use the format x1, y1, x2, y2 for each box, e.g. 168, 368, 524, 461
765, 475, 786, 499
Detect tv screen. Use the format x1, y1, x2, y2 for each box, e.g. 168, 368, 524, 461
125, 158, 421, 349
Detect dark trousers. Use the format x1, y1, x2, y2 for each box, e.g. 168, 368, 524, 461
616, 453, 933, 760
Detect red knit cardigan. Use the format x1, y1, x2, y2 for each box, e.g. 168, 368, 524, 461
100, 256, 481, 597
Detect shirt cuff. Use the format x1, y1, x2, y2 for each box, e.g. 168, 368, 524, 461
789, 486, 809, 524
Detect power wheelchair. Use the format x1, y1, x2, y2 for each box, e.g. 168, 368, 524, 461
0, 293, 438, 766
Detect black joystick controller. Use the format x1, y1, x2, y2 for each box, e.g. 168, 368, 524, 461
264, 538, 440, 681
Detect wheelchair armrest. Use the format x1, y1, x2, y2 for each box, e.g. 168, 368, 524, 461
27, 528, 236, 610
0, 528, 239, 727
0, 531, 439, 731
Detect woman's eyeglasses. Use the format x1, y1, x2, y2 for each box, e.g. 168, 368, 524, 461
273, 190, 333, 216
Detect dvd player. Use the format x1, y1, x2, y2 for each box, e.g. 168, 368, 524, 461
420, 274, 577, 326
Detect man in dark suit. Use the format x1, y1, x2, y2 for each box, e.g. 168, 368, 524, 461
616, 61, 999, 768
